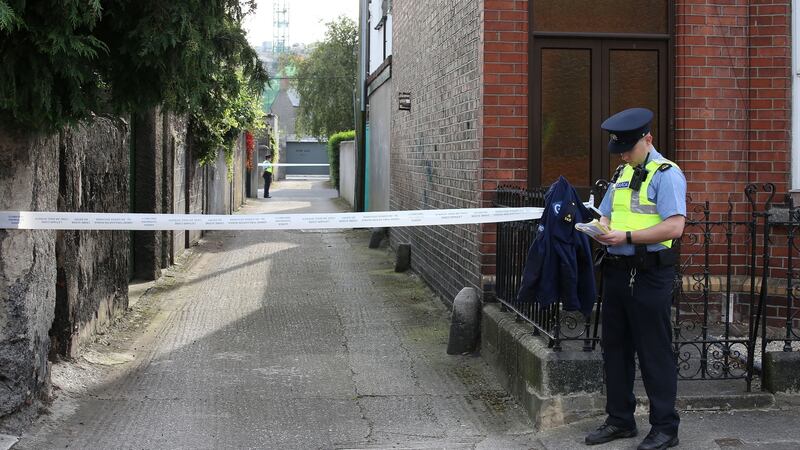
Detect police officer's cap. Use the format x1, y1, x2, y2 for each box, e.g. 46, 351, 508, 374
601, 107, 653, 154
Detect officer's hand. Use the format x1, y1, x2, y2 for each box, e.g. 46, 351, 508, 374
596, 230, 626, 246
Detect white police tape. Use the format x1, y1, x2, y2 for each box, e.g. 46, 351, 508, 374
0, 208, 544, 231
256, 163, 329, 167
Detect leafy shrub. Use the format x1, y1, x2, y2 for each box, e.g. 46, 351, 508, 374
327, 130, 355, 189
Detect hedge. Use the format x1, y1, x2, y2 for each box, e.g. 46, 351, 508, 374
327, 130, 355, 189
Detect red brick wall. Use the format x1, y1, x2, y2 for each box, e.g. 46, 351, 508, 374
674, 0, 791, 213
390, 0, 793, 311
674, 0, 791, 326
479, 0, 529, 291
746, 1, 792, 327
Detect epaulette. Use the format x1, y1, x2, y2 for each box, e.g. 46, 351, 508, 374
657, 163, 673, 172
611, 164, 625, 183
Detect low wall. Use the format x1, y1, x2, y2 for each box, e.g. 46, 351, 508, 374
233, 135, 245, 209
482, 302, 795, 430
339, 140, 356, 207
764, 351, 800, 393
207, 148, 229, 215
186, 136, 205, 246
171, 115, 190, 258
481, 303, 605, 430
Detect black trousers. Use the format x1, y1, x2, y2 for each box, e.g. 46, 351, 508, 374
602, 263, 679, 435
263, 172, 272, 197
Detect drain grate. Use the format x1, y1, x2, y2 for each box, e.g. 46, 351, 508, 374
714, 438, 745, 447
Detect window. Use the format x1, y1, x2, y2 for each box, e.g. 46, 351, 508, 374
532, 0, 668, 34
368, 0, 392, 73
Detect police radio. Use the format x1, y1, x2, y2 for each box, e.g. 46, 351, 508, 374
628, 164, 649, 192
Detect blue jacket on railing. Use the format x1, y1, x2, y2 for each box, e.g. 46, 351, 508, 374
516, 176, 596, 318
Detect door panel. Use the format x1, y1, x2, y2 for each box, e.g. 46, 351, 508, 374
604, 41, 668, 178
540, 48, 592, 187
531, 38, 668, 191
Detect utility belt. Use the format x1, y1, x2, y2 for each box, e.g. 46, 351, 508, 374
601, 246, 677, 270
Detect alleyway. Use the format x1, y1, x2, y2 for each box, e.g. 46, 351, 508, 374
15, 179, 535, 449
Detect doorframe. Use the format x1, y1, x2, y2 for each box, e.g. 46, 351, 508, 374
529, 37, 673, 191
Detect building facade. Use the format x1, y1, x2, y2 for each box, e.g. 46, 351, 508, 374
364, 0, 794, 305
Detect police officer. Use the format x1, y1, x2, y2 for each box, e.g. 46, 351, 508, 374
262, 155, 274, 198
585, 108, 686, 450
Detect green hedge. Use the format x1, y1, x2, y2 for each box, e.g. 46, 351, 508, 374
327, 130, 355, 189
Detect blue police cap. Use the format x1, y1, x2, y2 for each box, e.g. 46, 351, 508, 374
601, 107, 653, 153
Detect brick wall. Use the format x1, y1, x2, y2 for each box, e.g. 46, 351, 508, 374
674, 0, 791, 325
675, 0, 790, 212
388, 0, 792, 316
479, 0, 529, 293
390, 0, 483, 302
747, 0, 791, 194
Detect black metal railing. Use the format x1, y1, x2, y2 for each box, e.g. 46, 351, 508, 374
493, 185, 602, 351
778, 196, 800, 348
494, 183, 800, 388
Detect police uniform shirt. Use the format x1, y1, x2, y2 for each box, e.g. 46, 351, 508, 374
599, 147, 687, 256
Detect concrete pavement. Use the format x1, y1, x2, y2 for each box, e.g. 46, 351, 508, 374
10, 177, 800, 449
532, 409, 800, 449
13, 178, 535, 449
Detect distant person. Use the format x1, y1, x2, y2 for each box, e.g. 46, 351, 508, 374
262, 155, 274, 198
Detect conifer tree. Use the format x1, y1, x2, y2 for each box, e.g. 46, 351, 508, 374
0, 0, 268, 163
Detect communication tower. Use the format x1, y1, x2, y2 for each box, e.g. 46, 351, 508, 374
272, 0, 289, 54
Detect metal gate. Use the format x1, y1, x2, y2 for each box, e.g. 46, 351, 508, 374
284, 140, 329, 176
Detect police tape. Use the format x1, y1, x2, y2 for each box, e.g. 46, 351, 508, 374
256, 163, 330, 167
0, 207, 545, 231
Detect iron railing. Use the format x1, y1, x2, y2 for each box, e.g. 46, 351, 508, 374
494, 183, 800, 389
493, 185, 603, 351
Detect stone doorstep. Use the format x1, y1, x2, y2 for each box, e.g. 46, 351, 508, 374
635, 376, 779, 412
481, 303, 795, 431
636, 391, 775, 412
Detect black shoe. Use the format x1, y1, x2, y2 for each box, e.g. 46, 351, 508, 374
637, 430, 679, 450
585, 423, 638, 445
264, 195, 271, 198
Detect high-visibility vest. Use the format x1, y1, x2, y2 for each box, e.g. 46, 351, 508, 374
264, 162, 273, 174
609, 158, 678, 248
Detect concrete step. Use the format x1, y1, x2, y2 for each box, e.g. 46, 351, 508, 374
634, 379, 774, 411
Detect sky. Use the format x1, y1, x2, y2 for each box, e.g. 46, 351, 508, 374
243, 0, 359, 46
